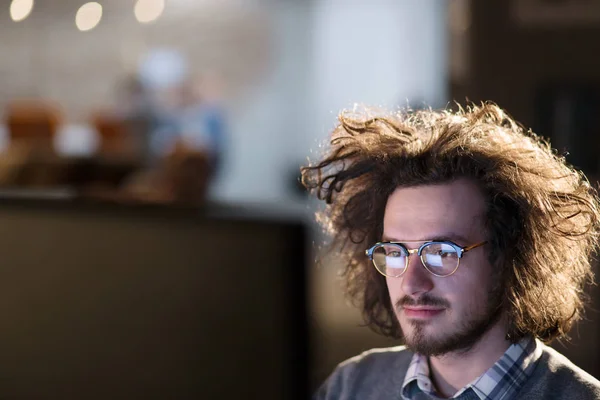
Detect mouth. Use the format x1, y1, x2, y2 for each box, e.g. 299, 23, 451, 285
401, 306, 445, 319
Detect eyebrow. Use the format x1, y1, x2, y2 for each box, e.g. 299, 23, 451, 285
381, 233, 472, 244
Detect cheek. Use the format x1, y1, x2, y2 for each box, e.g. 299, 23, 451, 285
386, 277, 401, 296
448, 266, 495, 310
452, 281, 485, 310
385, 277, 403, 307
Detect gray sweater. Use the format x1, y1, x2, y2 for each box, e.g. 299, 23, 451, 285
315, 343, 600, 399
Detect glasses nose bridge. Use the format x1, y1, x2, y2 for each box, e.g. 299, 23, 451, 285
405, 247, 426, 271
406, 248, 420, 256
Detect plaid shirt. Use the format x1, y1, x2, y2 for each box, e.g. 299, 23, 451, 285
401, 336, 542, 400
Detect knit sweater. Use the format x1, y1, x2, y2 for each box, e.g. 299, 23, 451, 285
315, 343, 600, 399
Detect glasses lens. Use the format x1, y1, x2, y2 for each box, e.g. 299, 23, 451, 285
421, 242, 459, 276
372, 244, 407, 277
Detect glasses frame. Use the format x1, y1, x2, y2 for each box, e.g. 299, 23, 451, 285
365, 240, 487, 278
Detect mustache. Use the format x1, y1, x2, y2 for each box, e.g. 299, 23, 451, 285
396, 294, 450, 309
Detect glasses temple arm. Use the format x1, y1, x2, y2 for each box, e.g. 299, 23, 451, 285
463, 241, 488, 252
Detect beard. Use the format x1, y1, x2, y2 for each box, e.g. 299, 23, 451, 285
396, 283, 504, 357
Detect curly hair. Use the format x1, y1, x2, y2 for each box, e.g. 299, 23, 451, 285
301, 102, 600, 343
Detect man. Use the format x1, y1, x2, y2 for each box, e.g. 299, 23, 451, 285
302, 103, 600, 399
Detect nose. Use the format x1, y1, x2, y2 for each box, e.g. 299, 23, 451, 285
400, 253, 434, 296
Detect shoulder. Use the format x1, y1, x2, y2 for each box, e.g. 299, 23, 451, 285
335, 345, 413, 380
543, 346, 600, 390
522, 343, 600, 399
314, 346, 413, 400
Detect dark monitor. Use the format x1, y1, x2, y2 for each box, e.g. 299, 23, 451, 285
0, 199, 308, 399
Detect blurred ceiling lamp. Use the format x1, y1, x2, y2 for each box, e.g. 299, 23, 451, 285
9, 0, 34, 22
76, 2, 103, 31
134, 0, 165, 24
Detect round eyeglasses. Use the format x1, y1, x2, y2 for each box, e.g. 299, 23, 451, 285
365, 240, 487, 278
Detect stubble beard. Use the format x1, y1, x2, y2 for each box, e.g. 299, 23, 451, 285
399, 285, 504, 357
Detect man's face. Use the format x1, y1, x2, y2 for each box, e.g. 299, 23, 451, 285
383, 179, 503, 357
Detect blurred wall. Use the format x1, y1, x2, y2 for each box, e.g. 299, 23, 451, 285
0, 0, 270, 120
211, 0, 312, 203
450, 0, 600, 139
310, 0, 447, 129
0, 0, 448, 205
305, 0, 447, 164
215, 0, 449, 203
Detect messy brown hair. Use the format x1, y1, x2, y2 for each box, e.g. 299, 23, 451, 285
301, 102, 600, 343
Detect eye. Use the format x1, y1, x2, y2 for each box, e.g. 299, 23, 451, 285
422, 243, 458, 259
387, 250, 403, 257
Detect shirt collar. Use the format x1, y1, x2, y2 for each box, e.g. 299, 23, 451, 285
401, 336, 542, 400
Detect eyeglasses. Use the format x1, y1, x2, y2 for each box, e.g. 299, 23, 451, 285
365, 240, 487, 278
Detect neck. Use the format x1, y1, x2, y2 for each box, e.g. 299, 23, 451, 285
428, 319, 511, 398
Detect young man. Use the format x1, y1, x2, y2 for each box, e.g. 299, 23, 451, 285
302, 103, 600, 399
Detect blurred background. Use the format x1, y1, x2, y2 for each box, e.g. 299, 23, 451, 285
0, 0, 598, 397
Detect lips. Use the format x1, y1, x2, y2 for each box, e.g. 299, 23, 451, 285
402, 307, 445, 319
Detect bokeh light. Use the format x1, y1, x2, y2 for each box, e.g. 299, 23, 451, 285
9, 0, 34, 22
75, 2, 103, 32
134, 0, 165, 24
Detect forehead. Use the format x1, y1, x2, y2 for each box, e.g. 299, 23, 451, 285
382, 179, 487, 242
